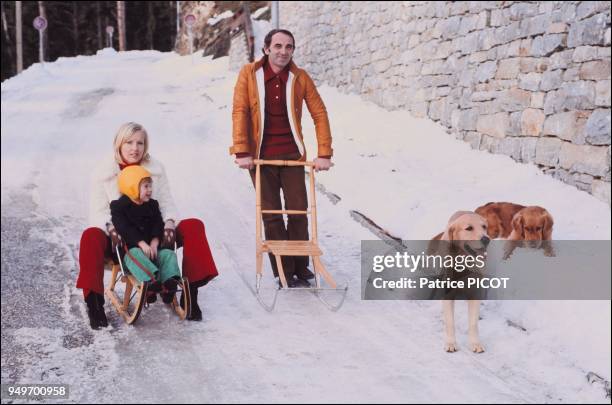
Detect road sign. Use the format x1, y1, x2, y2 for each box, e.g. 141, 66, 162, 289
184, 14, 196, 27
33, 16, 47, 31
106, 26, 115, 48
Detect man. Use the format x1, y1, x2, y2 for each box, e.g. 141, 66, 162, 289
230, 29, 333, 288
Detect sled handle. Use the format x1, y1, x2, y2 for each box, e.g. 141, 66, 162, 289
254, 159, 314, 167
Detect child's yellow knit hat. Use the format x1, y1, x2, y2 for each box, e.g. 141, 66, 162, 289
118, 165, 151, 202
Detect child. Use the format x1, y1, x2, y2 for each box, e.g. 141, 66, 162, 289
110, 165, 181, 304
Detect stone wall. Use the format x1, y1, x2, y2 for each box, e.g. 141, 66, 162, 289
280, 1, 611, 204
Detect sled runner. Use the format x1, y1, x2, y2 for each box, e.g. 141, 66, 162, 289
254, 159, 348, 312
105, 244, 191, 324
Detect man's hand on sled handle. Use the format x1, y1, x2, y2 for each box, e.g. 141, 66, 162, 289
314, 157, 334, 172
235, 156, 254, 170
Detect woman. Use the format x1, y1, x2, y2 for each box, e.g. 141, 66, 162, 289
77, 122, 218, 329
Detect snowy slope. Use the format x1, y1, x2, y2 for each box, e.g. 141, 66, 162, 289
1, 50, 610, 403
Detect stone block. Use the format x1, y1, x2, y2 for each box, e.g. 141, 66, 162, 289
535, 137, 563, 166
477, 112, 509, 138
585, 109, 611, 145
521, 108, 545, 136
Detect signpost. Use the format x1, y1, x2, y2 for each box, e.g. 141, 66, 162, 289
33, 16, 47, 64
184, 13, 196, 27
176, 1, 180, 36
184, 14, 196, 62
271, 1, 279, 29
106, 26, 114, 49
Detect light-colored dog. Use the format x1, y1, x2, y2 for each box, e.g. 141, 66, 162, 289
431, 211, 490, 353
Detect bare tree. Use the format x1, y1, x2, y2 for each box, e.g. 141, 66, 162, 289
72, 2, 79, 55
1, 0, 15, 74
15, 0, 22, 73
105, 0, 110, 47
96, 1, 102, 49
146, 1, 155, 49
38, 1, 47, 61
116, 0, 125, 51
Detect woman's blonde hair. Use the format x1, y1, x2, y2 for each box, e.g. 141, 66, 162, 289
113, 122, 150, 165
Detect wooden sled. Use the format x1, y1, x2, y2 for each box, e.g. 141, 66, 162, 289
253, 159, 348, 312
105, 245, 191, 325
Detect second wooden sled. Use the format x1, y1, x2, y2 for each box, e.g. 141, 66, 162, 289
253, 159, 348, 312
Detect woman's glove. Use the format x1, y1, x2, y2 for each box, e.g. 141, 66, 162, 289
163, 219, 176, 248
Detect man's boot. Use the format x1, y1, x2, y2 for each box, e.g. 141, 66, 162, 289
277, 276, 310, 288
295, 268, 315, 281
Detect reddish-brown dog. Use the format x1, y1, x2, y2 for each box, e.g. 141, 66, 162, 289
475, 202, 525, 239
504, 206, 554, 258
508, 206, 554, 241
